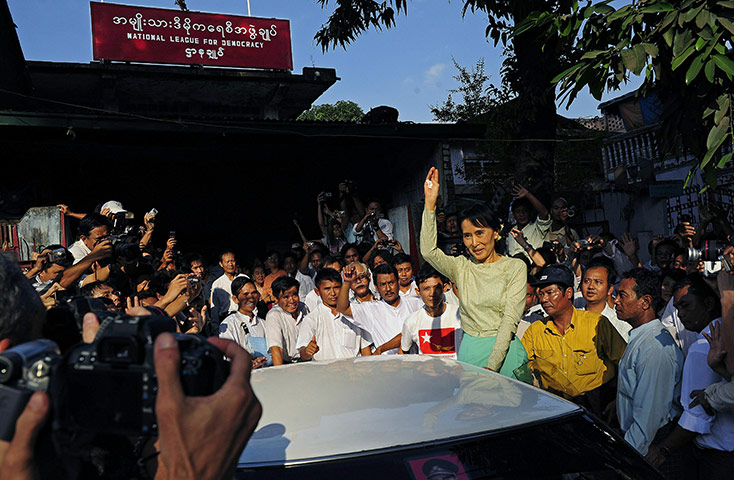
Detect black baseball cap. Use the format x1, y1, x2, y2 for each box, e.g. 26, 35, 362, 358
530, 265, 575, 290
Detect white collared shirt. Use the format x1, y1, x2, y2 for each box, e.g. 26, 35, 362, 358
210, 273, 248, 324
265, 303, 308, 363
304, 289, 322, 314
398, 280, 420, 300
678, 321, 734, 452
348, 296, 423, 355
218, 311, 266, 354
68, 239, 91, 265
660, 297, 699, 357
401, 303, 462, 358
617, 319, 683, 455
353, 218, 394, 242
295, 270, 315, 301
296, 304, 369, 361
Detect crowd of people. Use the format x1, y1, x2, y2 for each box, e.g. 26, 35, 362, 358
1, 169, 734, 478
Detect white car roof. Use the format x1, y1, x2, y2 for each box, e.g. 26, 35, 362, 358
238, 355, 580, 467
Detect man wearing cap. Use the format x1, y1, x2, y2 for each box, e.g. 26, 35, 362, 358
521, 265, 627, 415
422, 458, 459, 480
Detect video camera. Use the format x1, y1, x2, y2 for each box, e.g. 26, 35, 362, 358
0, 311, 230, 442
687, 239, 734, 272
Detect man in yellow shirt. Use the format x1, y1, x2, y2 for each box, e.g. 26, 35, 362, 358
522, 265, 626, 416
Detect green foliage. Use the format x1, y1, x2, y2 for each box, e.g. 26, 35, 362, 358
314, 0, 408, 51
429, 58, 515, 123
296, 100, 365, 122
523, 0, 734, 189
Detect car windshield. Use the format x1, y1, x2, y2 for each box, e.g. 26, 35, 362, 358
236, 412, 660, 479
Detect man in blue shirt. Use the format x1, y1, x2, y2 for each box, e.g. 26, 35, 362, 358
614, 268, 684, 468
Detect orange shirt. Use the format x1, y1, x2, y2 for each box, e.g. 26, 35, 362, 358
263, 269, 287, 302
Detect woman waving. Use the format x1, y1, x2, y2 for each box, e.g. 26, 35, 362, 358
420, 167, 529, 378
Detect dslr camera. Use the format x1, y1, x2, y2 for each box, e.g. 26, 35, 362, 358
0, 339, 60, 440
0, 311, 230, 441
687, 240, 734, 272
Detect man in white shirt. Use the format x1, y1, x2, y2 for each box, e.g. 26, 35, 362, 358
505, 184, 551, 260
400, 265, 462, 358
210, 250, 247, 327
283, 250, 315, 301
265, 276, 309, 365
576, 261, 631, 341
219, 277, 268, 369
304, 257, 343, 313
337, 263, 422, 355
352, 201, 394, 243
614, 268, 684, 457
297, 268, 372, 362
647, 274, 732, 477
393, 253, 420, 300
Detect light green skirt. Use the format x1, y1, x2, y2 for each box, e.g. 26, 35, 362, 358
458, 334, 531, 383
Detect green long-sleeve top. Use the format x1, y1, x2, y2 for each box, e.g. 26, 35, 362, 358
420, 208, 527, 370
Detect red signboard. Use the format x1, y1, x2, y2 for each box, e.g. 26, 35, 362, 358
90, 2, 293, 70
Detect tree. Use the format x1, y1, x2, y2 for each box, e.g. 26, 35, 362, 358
429, 58, 514, 123
297, 100, 365, 122
523, 0, 734, 190
314, 0, 582, 192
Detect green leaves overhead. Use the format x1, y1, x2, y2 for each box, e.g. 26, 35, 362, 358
524, 0, 734, 189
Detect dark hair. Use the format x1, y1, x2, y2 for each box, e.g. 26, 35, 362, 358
622, 268, 661, 306
340, 243, 360, 260
282, 250, 299, 263
585, 259, 617, 286
272, 276, 300, 298
78, 213, 111, 237
231, 276, 257, 297
315, 268, 343, 288
80, 281, 111, 297
459, 204, 501, 231
373, 263, 398, 280
183, 253, 206, 272
392, 253, 412, 267
309, 248, 324, 260
511, 197, 533, 214
416, 263, 445, 286
535, 247, 557, 266
135, 289, 158, 301
218, 249, 235, 263
322, 255, 344, 269
648, 238, 676, 256
0, 254, 45, 345
673, 273, 722, 318
661, 268, 686, 284
370, 249, 394, 270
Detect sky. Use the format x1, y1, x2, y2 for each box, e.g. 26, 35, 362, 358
7, 0, 639, 123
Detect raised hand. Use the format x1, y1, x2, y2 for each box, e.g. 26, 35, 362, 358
424, 167, 440, 210
620, 233, 638, 258
511, 184, 529, 199
342, 264, 357, 283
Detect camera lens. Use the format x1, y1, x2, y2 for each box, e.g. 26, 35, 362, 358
0, 353, 22, 383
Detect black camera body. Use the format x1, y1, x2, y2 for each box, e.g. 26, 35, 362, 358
53, 312, 230, 437
0, 339, 61, 440
1, 312, 230, 444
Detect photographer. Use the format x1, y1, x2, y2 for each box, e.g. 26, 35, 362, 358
353, 200, 393, 244
0, 255, 262, 480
